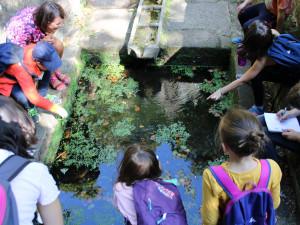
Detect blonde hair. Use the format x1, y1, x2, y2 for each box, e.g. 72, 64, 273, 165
218, 108, 267, 157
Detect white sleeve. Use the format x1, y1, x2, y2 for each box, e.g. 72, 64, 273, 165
36, 163, 60, 206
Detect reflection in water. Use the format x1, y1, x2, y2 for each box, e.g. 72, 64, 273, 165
59, 68, 217, 224
61, 143, 202, 225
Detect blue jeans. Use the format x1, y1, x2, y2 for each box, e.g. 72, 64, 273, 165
11, 71, 51, 110
258, 115, 300, 160
238, 3, 276, 30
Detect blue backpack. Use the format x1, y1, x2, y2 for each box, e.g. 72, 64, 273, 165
0, 43, 24, 75
209, 159, 275, 225
132, 179, 188, 225
267, 34, 300, 69
0, 155, 30, 225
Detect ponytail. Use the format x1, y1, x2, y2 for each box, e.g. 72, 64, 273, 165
218, 108, 268, 157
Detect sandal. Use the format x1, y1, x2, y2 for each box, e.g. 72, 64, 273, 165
231, 37, 243, 44
50, 74, 67, 91
55, 71, 71, 85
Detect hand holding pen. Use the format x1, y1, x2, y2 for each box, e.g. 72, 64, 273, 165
276, 107, 289, 121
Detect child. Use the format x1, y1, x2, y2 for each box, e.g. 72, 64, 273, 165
208, 20, 300, 115
201, 108, 282, 225
261, 82, 300, 158
237, 0, 293, 32
0, 96, 64, 225
113, 144, 187, 225
0, 41, 68, 119
5, 1, 70, 90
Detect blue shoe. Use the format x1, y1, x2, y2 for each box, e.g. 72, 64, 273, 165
232, 37, 243, 44
248, 105, 264, 116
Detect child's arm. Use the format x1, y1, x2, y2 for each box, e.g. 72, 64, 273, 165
201, 169, 220, 225
113, 183, 137, 225
37, 198, 64, 225
207, 57, 267, 101
237, 0, 253, 14
268, 160, 282, 209
276, 9, 286, 32
282, 129, 300, 142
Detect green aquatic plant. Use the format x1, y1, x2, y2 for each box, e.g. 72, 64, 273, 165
60, 179, 101, 200
155, 122, 190, 148
57, 52, 138, 170
199, 69, 234, 117
170, 65, 194, 78
111, 119, 136, 137
208, 156, 227, 166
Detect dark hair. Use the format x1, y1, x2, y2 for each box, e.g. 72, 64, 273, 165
243, 20, 273, 60
286, 82, 300, 109
0, 96, 36, 158
117, 144, 162, 186
218, 108, 268, 157
33, 1, 66, 33
0, 120, 32, 158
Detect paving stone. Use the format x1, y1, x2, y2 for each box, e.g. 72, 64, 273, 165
80, 8, 133, 50
87, 0, 137, 8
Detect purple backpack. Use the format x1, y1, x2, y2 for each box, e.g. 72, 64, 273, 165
132, 179, 188, 225
209, 159, 276, 225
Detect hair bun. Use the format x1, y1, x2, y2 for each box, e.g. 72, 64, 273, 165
246, 130, 266, 148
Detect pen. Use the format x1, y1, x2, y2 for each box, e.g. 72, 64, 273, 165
281, 107, 287, 117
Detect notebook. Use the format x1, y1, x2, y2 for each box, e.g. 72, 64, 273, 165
264, 113, 300, 133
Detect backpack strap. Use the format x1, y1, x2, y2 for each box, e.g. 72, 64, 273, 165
257, 159, 271, 188
209, 166, 242, 199
0, 155, 31, 182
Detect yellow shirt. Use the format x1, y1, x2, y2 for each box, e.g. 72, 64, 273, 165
201, 158, 282, 225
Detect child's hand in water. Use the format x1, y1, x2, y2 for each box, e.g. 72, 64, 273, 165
282, 129, 300, 142
207, 89, 222, 101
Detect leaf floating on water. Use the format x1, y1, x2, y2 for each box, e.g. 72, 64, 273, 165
150, 135, 156, 141
64, 130, 71, 139
56, 151, 67, 160
103, 120, 110, 126
134, 105, 141, 112
60, 168, 69, 174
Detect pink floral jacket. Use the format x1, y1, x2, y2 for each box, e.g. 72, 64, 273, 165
5, 7, 45, 47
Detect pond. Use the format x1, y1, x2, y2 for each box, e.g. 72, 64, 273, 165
53, 53, 220, 224
53, 52, 298, 224
61, 143, 203, 225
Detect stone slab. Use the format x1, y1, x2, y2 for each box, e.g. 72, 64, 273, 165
164, 0, 233, 48
162, 29, 232, 49
87, 0, 137, 8
80, 8, 133, 50
167, 2, 231, 30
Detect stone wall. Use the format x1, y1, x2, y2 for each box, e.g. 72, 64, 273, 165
294, 0, 300, 28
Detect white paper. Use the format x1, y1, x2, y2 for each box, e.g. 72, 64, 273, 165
264, 113, 300, 133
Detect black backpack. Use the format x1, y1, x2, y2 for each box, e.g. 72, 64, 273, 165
267, 34, 300, 69
0, 155, 31, 225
